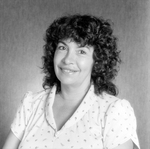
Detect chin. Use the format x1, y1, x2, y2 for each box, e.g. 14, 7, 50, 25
58, 78, 75, 85
61, 81, 76, 86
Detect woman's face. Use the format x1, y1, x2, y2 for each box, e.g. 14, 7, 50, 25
54, 39, 94, 88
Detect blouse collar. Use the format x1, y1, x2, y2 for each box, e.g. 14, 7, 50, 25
45, 84, 98, 130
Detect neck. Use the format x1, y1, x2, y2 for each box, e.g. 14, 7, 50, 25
59, 82, 91, 103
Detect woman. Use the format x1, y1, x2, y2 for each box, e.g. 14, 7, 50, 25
3, 14, 140, 149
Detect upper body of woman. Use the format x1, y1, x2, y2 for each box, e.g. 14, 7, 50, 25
3, 14, 140, 149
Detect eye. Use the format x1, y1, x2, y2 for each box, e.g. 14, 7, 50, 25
78, 50, 86, 55
57, 45, 66, 50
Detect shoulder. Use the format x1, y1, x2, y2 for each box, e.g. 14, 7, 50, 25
99, 93, 139, 149
21, 89, 51, 107
97, 92, 135, 118
99, 92, 137, 131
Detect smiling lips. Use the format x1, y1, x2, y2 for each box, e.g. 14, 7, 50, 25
60, 67, 78, 74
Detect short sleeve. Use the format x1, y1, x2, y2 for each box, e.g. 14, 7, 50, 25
103, 99, 140, 149
11, 91, 33, 140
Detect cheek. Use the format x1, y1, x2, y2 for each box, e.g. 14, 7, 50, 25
53, 54, 59, 72
79, 58, 94, 71
54, 50, 65, 64
54, 51, 60, 65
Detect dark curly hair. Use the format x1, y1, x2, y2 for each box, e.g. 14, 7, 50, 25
42, 14, 121, 96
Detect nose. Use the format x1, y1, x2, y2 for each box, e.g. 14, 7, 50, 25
62, 51, 75, 64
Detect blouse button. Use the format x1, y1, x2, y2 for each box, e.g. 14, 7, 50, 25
54, 132, 60, 137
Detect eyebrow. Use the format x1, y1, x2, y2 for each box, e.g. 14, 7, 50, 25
78, 45, 92, 52
58, 41, 67, 46
58, 40, 91, 51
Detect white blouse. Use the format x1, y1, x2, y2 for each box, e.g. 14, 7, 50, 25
11, 85, 140, 149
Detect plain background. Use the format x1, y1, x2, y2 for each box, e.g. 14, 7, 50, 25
0, 0, 149, 148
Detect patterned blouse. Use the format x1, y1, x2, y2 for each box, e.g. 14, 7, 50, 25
11, 85, 140, 149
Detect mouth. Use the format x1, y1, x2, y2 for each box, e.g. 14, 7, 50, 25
60, 68, 78, 74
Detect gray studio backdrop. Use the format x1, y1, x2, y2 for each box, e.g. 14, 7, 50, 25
0, 0, 149, 148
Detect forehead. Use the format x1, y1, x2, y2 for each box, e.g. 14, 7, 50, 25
59, 38, 94, 49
